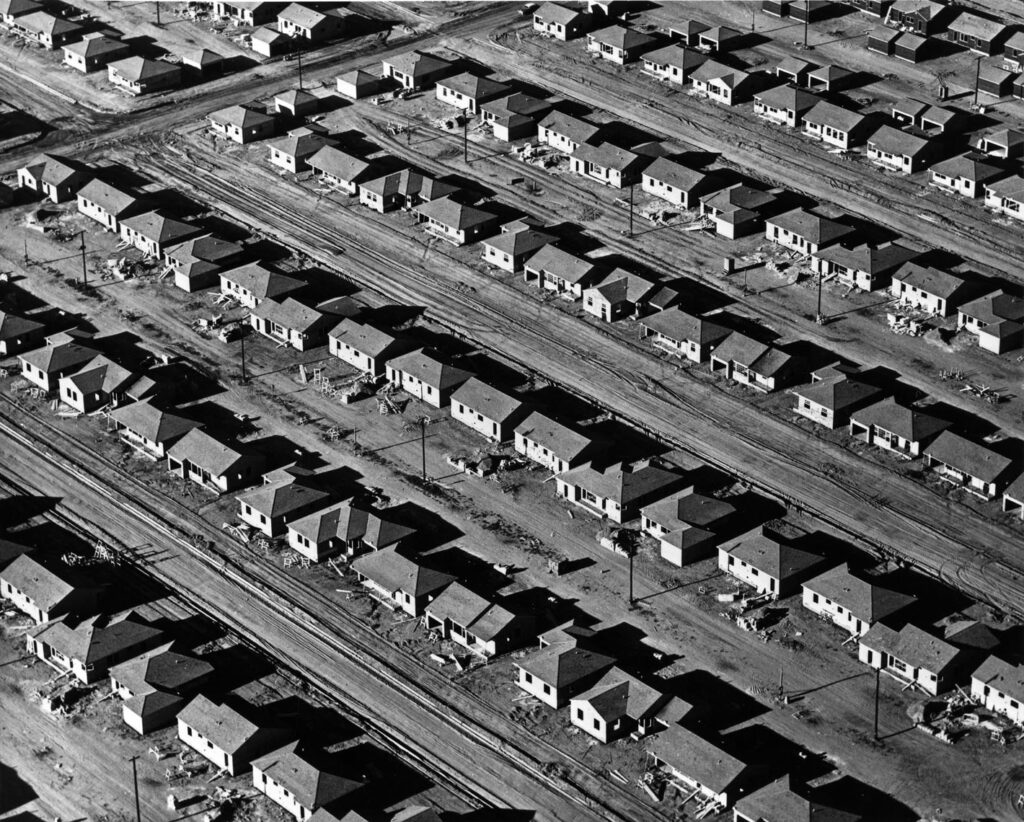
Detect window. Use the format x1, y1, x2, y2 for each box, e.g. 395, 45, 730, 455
812, 593, 819, 604
542, 683, 551, 695
593, 718, 601, 730
576, 708, 584, 720
523, 672, 533, 684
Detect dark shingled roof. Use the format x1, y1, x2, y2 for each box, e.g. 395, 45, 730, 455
352, 548, 454, 598
849, 398, 949, 444
925, 430, 1013, 483
803, 563, 916, 624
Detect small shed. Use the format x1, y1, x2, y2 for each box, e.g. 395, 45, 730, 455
274, 88, 318, 118
893, 31, 928, 63
761, 0, 791, 17
336, 68, 382, 99
978, 65, 1016, 98
250, 26, 289, 58
790, 0, 838, 23
867, 26, 899, 56
181, 48, 224, 75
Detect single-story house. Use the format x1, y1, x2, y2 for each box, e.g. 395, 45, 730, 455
164, 234, 246, 293
480, 92, 551, 142
18, 337, 96, 393
884, 0, 955, 36
793, 373, 884, 429
58, 355, 139, 414
166, 429, 266, 493
985, 176, 1024, 222
382, 51, 453, 91
978, 128, 1024, 159
849, 398, 949, 457
514, 411, 601, 474
109, 401, 199, 460
208, 105, 277, 144
734, 775, 861, 822
893, 30, 928, 61
523, 245, 599, 298
753, 84, 819, 128
859, 623, 964, 695
108, 57, 182, 96
924, 430, 1014, 499
435, 72, 510, 114
16, 153, 91, 203
252, 743, 364, 822
533, 1, 590, 40
971, 656, 1024, 725
569, 142, 649, 189
640, 308, 730, 362
690, 59, 757, 106
583, 268, 656, 322
249, 297, 332, 351
351, 548, 454, 617
945, 10, 1009, 55
699, 184, 778, 239
669, 19, 709, 47
267, 127, 334, 174
0, 554, 97, 625
765, 208, 854, 256
76, 178, 146, 232
110, 645, 214, 734
890, 101, 965, 135
335, 68, 385, 100
237, 478, 332, 538
414, 197, 499, 246
586, 25, 657, 64
570, 667, 675, 743
929, 153, 1004, 198
306, 146, 373, 195
957, 290, 1024, 354
802, 563, 916, 636
62, 33, 130, 73
719, 530, 829, 598
220, 263, 304, 309
709, 332, 802, 392
213, 1, 277, 26
1002, 475, 1024, 520
978, 65, 1016, 97
515, 639, 615, 708
358, 169, 458, 214
328, 319, 407, 377
424, 582, 535, 658
641, 44, 706, 85
641, 489, 734, 567
287, 501, 414, 563
275, 89, 317, 118
890, 262, 971, 316
276, 3, 346, 41
177, 695, 288, 776
641, 157, 724, 210
119, 210, 204, 259
537, 110, 602, 154
0, 0, 41, 27
481, 226, 554, 273
867, 125, 935, 173
451, 378, 530, 443
250, 26, 290, 58
802, 101, 872, 150
11, 10, 82, 48
181, 48, 224, 76
386, 348, 473, 408
647, 724, 749, 810
810, 241, 918, 292
0, 310, 45, 356
556, 461, 689, 524
1005, 31, 1024, 71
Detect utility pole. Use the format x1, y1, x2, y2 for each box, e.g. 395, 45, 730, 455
873, 668, 880, 740
778, 666, 785, 701
973, 55, 982, 108
815, 266, 824, 324
419, 417, 427, 481
750, 8, 755, 32
627, 549, 635, 606
628, 183, 635, 238
463, 114, 468, 164
79, 231, 87, 284
803, 12, 808, 48
296, 42, 304, 91
23, 236, 29, 264
239, 332, 248, 383
129, 756, 142, 822
155, 1, 161, 26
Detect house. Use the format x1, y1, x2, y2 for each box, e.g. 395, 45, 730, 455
775, 56, 816, 85
252, 742, 364, 822
537, 111, 601, 154
0, 555, 97, 624
753, 85, 819, 128
978, 65, 1015, 97
690, 60, 757, 106
1006, 31, 1024, 70
556, 462, 688, 524
979, 129, 1024, 159
213, 1, 277, 26
802, 101, 872, 150
709, 332, 802, 392
424, 582, 535, 657
523, 245, 599, 298
641, 490, 734, 566
18, 338, 96, 393
164, 234, 246, 293
119, 211, 203, 258
220, 263, 303, 309
62, 33, 131, 73
802, 563, 916, 636
361, 170, 459, 214
957, 290, 1024, 354
583, 269, 656, 322
924, 430, 1014, 499
790, 0, 842, 22
250, 297, 332, 351
109, 645, 214, 734
810, 241, 917, 292
107, 57, 182, 96
641, 157, 724, 210
569, 142, 649, 189
890, 262, 970, 316
435, 72, 510, 114
28, 614, 165, 685
208, 105, 277, 144
181, 48, 224, 76
272, 88, 318, 120
480, 93, 551, 142
287, 501, 414, 563
451, 378, 530, 443
11, 11, 82, 48
867, 126, 935, 173
0, 0, 40, 26
386, 348, 473, 408
351, 548, 454, 617
641, 44, 706, 85
718, 530, 828, 598
414, 197, 498, 246
250, 27, 290, 58
533, 2, 589, 40
648, 724, 749, 809
237, 478, 332, 538
17, 153, 91, 203
945, 11, 1009, 55
1003, 475, 1024, 520
586, 25, 656, 64
806, 63, 854, 93
109, 401, 199, 459
849, 398, 949, 457
699, 185, 778, 239
859, 623, 964, 695
697, 24, 741, 52
328, 319, 407, 377
335, 69, 384, 100
276, 3, 346, 41
670, 19, 709, 46
640, 309, 730, 363
884, 0, 954, 35
306, 146, 372, 196
892, 31, 928, 61
58, 355, 139, 414
382, 51, 452, 91
765, 208, 854, 256
515, 411, 601, 473
481, 227, 553, 273
734, 775, 861, 822
166, 429, 266, 493
0, 310, 45, 356
867, 26, 900, 56
929, 154, 1004, 198
178, 695, 287, 776
76, 179, 145, 232
891, 101, 964, 135
268, 128, 334, 173
971, 657, 1024, 725
570, 668, 674, 743
514, 635, 615, 708
985, 176, 1024, 222
793, 373, 884, 429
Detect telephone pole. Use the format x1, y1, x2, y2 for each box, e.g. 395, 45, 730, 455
627, 549, 635, 606
154, 1, 161, 26
419, 417, 427, 481
296, 43, 304, 90
463, 114, 468, 163
973, 55, 982, 108
628, 183, 635, 238
803, 12, 808, 48
79, 231, 87, 284
23, 236, 29, 264
815, 266, 824, 324
873, 668, 881, 740
129, 756, 142, 822
239, 332, 248, 383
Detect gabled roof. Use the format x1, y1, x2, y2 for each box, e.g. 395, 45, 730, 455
307, 145, 371, 182
515, 411, 594, 462
252, 297, 325, 332
861, 622, 961, 674
585, 268, 656, 305
643, 157, 721, 193
30, 614, 163, 666
181, 47, 223, 68
850, 398, 949, 443
701, 24, 740, 44
109, 56, 180, 83
947, 10, 1007, 40
776, 56, 816, 76
388, 348, 473, 392
383, 50, 452, 79
572, 142, 644, 172
559, 461, 687, 507
0, 554, 83, 613
63, 34, 128, 59
351, 547, 454, 598
793, 374, 884, 413
251, 26, 289, 45
803, 100, 867, 133
972, 656, 1024, 702
451, 378, 525, 423
177, 694, 267, 754
277, 3, 345, 28
437, 72, 510, 100
483, 228, 553, 258
723, 531, 826, 582
571, 667, 670, 722
109, 645, 213, 696
986, 175, 1024, 202
221, 262, 304, 301
77, 179, 141, 217
959, 290, 1024, 324
0, 310, 44, 342
517, 642, 615, 688
701, 184, 776, 215
869, 124, 931, 157
803, 564, 916, 624
768, 208, 855, 247
523, 244, 596, 284
931, 153, 1003, 184
253, 741, 363, 810
643, 43, 706, 72
0, 0, 41, 17
415, 197, 495, 231
535, 1, 587, 26
690, 58, 751, 89
20, 153, 89, 187
481, 92, 550, 124
19, 340, 95, 375
109, 401, 199, 445
60, 355, 136, 397
289, 500, 373, 546
328, 319, 400, 358
268, 127, 333, 160
165, 234, 243, 270
237, 478, 330, 519
925, 430, 1013, 483
588, 24, 656, 52
735, 775, 861, 822
755, 84, 819, 113
892, 262, 966, 299
538, 110, 601, 144
16, 10, 81, 37
813, 241, 917, 276
121, 210, 202, 245
166, 429, 254, 477
425, 581, 518, 641
208, 104, 275, 130
649, 724, 746, 794
641, 308, 730, 346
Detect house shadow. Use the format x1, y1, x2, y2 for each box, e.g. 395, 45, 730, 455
540, 221, 603, 255
586, 420, 669, 466
0, 495, 60, 529
420, 545, 514, 597
92, 163, 153, 192
814, 775, 917, 822
362, 303, 424, 328
520, 383, 598, 424
401, 326, 476, 359
728, 31, 773, 50
720, 724, 834, 787
243, 238, 294, 264
668, 149, 720, 170
591, 620, 672, 671
502, 588, 591, 628
718, 491, 786, 540
598, 120, 663, 150
98, 564, 169, 614
151, 611, 226, 648
357, 500, 462, 552
194, 215, 251, 243
0, 761, 37, 814
662, 669, 769, 729
262, 695, 363, 747
340, 741, 433, 814
220, 54, 259, 74
244, 434, 323, 473
149, 360, 225, 405
177, 400, 259, 439
201, 643, 276, 691
313, 93, 349, 115
459, 352, 527, 389
144, 188, 208, 218
435, 173, 494, 201
120, 35, 165, 60
0, 108, 48, 144
343, 12, 397, 38
295, 266, 361, 303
